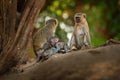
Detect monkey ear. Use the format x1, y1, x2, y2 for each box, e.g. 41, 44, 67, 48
83, 13, 86, 18
54, 19, 58, 25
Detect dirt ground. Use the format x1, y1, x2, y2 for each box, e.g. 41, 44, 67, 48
1, 39, 120, 80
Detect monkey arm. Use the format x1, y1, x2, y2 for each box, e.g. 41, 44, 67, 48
84, 27, 91, 45
42, 43, 51, 51
86, 33, 91, 45
85, 28, 91, 45
55, 43, 61, 51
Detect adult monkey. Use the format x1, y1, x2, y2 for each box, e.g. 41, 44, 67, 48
33, 18, 58, 58
70, 13, 91, 49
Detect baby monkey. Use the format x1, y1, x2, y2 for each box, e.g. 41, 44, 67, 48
37, 36, 69, 61
36, 36, 59, 56
49, 36, 69, 53
70, 12, 91, 50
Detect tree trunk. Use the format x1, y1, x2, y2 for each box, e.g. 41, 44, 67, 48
0, 0, 46, 74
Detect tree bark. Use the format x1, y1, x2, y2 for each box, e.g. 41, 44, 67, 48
0, 0, 46, 74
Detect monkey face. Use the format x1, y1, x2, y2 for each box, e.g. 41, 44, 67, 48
46, 19, 58, 26
74, 13, 86, 23
49, 36, 59, 46
75, 17, 81, 23
51, 38, 59, 43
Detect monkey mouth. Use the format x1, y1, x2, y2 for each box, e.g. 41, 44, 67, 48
75, 17, 81, 23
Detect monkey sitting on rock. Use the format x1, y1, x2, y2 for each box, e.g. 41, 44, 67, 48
33, 18, 58, 61
37, 36, 70, 62
70, 12, 91, 50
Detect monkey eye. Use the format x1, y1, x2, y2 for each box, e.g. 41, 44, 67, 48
76, 17, 80, 19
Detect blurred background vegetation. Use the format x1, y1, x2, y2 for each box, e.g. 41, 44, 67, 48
35, 0, 120, 46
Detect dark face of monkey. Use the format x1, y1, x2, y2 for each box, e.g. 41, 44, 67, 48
74, 13, 86, 23
75, 17, 80, 23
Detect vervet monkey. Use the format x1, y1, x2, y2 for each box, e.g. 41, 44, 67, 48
41, 36, 69, 54
36, 36, 59, 57
70, 12, 91, 49
37, 36, 70, 61
33, 18, 58, 57
50, 36, 70, 53
41, 40, 70, 61
55, 42, 69, 53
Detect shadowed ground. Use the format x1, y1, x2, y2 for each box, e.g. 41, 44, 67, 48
1, 40, 120, 80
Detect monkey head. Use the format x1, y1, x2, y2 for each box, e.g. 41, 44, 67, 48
74, 13, 86, 23
46, 18, 58, 27
48, 36, 59, 46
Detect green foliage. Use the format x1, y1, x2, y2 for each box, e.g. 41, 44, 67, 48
55, 26, 68, 42
36, 0, 120, 46
114, 33, 120, 40
92, 34, 106, 46
36, 0, 76, 41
